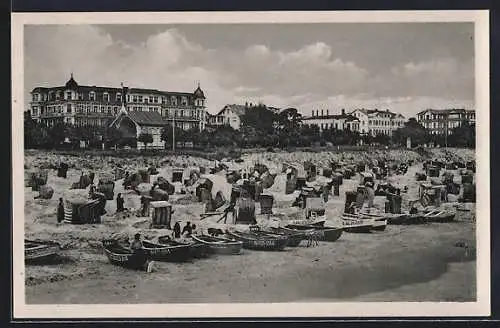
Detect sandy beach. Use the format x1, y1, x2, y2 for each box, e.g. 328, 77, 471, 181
23, 148, 477, 303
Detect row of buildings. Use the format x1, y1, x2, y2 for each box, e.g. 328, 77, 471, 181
29, 75, 476, 148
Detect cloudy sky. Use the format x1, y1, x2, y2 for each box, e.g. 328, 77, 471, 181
24, 23, 474, 118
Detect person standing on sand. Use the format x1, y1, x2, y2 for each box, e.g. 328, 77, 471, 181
173, 222, 181, 239
116, 193, 125, 213
57, 198, 65, 223
365, 180, 375, 208
129, 233, 155, 273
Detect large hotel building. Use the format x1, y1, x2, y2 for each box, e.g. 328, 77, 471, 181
416, 108, 475, 135
29, 74, 208, 131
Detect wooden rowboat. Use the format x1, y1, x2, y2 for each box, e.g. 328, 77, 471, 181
25, 239, 60, 262
102, 240, 148, 269
281, 225, 343, 242
422, 209, 456, 223
142, 240, 192, 262
226, 231, 288, 251
158, 236, 210, 259
355, 212, 388, 231
191, 235, 243, 255
387, 213, 427, 225
267, 227, 307, 247
341, 213, 374, 233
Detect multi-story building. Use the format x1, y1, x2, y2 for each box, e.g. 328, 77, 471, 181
301, 109, 360, 132
416, 108, 476, 135
29, 74, 207, 131
350, 109, 405, 136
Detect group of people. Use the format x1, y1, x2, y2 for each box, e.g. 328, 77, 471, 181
172, 221, 197, 238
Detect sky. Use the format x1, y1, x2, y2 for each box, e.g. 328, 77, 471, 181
24, 23, 475, 118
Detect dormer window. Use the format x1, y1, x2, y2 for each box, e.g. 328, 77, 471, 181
103, 92, 110, 102
65, 91, 72, 100
89, 91, 96, 101
32, 93, 39, 101
56, 91, 62, 100
181, 97, 188, 106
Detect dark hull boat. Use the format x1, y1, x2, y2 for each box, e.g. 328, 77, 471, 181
142, 240, 192, 262
191, 235, 243, 255
281, 224, 343, 242
226, 231, 288, 251
158, 236, 210, 259
25, 239, 60, 263
267, 227, 306, 247
102, 240, 148, 270
387, 213, 427, 225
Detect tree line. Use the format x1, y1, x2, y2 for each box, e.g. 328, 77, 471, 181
24, 106, 475, 150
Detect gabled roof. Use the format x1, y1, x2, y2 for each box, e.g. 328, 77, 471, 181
127, 111, 166, 126
111, 110, 166, 127
216, 104, 248, 116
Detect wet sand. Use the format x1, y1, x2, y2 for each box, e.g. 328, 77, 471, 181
26, 221, 475, 303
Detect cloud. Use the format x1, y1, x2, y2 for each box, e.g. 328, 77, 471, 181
24, 25, 474, 116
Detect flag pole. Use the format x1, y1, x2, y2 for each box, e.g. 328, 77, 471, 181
172, 110, 176, 152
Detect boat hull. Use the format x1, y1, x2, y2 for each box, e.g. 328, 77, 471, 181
191, 235, 243, 255
25, 239, 60, 262
226, 231, 288, 251
142, 241, 192, 262
102, 241, 148, 270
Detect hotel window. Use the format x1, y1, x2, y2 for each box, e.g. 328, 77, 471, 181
171, 96, 177, 106
133, 95, 138, 102
149, 96, 154, 103
116, 93, 122, 102
66, 91, 72, 100
67, 104, 72, 113
56, 91, 61, 100
32, 93, 39, 101
113, 106, 118, 114
103, 93, 110, 102
93, 106, 98, 113
161, 97, 166, 104
89, 91, 96, 101
107, 106, 112, 114
153, 96, 158, 103
78, 92, 83, 100
138, 96, 143, 102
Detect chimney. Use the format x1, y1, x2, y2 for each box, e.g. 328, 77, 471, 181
327, 109, 329, 116
341, 108, 345, 116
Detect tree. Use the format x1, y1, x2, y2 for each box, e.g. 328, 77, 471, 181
137, 133, 153, 150
24, 111, 50, 148
392, 118, 430, 147
103, 126, 124, 148
448, 121, 475, 148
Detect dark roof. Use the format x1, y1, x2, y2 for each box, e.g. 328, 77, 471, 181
302, 114, 360, 121
417, 108, 475, 116
65, 74, 78, 89
127, 111, 166, 126
193, 85, 206, 99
